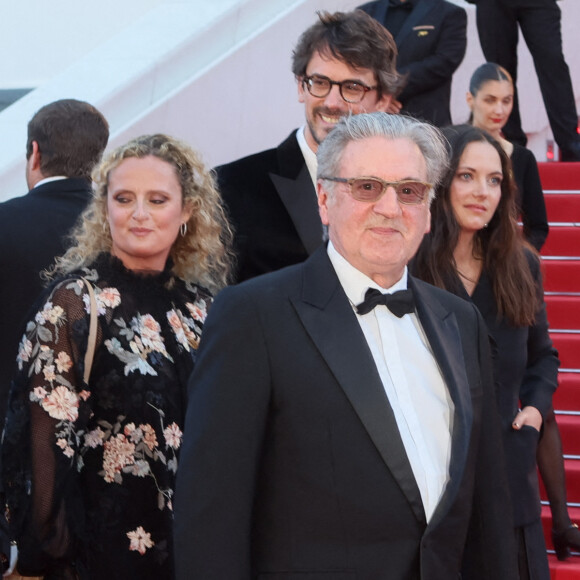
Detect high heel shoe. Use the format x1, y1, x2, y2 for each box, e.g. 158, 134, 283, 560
552, 523, 580, 560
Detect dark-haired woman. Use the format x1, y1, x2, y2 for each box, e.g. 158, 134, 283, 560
412, 125, 559, 578
467, 62, 548, 251
469, 63, 580, 560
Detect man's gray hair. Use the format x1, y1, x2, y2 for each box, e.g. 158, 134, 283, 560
317, 112, 449, 201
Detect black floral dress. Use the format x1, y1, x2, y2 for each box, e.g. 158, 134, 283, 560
2, 253, 212, 579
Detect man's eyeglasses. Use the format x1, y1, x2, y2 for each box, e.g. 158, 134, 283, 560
319, 176, 433, 205
302, 75, 377, 104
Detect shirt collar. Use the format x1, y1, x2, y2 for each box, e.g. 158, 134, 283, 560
33, 175, 68, 189
296, 126, 318, 188
327, 241, 408, 307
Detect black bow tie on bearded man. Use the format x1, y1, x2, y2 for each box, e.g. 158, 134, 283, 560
355, 288, 415, 317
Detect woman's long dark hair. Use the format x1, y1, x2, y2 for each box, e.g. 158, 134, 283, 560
412, 125, 538, 326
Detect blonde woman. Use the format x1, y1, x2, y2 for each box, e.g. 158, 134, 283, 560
2, 134, 232, 579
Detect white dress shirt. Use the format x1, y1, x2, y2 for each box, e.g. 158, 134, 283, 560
296, 125, 318, 188
33, 176, 68, 189
327, 242, 454, 522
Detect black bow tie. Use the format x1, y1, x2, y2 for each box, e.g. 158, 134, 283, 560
356, 288, 415, 317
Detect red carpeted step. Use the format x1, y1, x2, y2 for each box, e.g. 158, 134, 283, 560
545, 194, 580, 223
538, 162, 580, 191
549, 555, 580, 580
542, 260, 580, 292
554, 414, 580, 456
554, 373, 580, 412
536, 163, 580, 578
542, 227, 580, 257
547, 296, 580, 330
551, 333, 580, 369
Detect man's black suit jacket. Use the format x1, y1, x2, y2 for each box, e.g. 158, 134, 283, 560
359, 0, 467, 127
0, 178, 92, 429
216, 130, 321, 283
174, 246, 518, 579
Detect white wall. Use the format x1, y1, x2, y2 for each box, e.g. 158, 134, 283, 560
0, 0, 166, 88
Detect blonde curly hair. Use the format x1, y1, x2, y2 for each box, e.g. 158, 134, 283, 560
48, 134, 233, 292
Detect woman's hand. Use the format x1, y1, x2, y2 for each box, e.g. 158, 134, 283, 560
512, 406, 542, 432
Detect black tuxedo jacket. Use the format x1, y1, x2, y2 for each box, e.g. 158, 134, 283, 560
359, 0, 467, 126
216, 130, 321, 283
0, 178, 92, 429
174, 247, 518, 579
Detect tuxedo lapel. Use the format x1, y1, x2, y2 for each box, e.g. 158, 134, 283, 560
270, 132, 323, 255
291, 249, 425, 522
395, 0, 436, 46
409, 277, 473, 525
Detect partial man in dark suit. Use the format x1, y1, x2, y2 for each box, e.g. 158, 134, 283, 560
466, 0, 580, 161
217, 10, 403, 282
174, 112, 518, 579
0, 99, 109, 431
358, 0, 467, 127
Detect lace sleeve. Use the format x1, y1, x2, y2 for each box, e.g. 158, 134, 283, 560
2, 278, 96, 576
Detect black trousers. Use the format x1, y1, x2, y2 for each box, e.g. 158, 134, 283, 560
474, 0, 578, 149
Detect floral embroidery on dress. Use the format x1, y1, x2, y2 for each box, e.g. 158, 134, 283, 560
3, 254, 213, 578
81, 285, 122, 315
167, 308, 200, 351
17, 294, 88, 462
186, 297, 208, 323
127, 526, 155, 555
88, 406, 180, 510
105, 314, 174, 376
163, 422, 182, 449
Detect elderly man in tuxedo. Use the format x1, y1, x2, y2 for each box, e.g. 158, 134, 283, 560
174, 112, 518, 579
217, 10, 403, 282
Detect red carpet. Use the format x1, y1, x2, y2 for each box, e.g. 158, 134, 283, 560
537, 162, 580, 578
552, 373, 580, 411
551, 333, 580, 369
547, 296, 580, 329
543, 227, 580, 256
543, 260, 580, 293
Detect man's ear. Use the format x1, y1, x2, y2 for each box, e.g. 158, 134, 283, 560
29, 140, 42, 171
297, 76, 306, 104
374, 93, 393, 113
318, 180, 330, 226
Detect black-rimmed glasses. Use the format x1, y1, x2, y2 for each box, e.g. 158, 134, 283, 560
319, 176, 433, 205
302, 75, 377, 104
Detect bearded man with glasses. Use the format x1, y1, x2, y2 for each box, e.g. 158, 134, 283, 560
215, 10, 403, 283
175, 113, 518, 580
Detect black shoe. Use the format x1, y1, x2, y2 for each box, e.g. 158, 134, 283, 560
552, 523, 580, 560
560, 141, 580, 162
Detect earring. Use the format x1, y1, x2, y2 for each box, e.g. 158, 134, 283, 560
103, 220, 109, 234
180, 223, 187, 237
